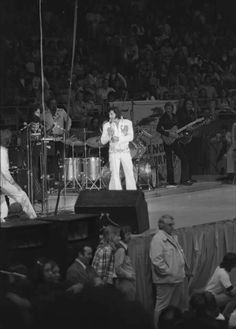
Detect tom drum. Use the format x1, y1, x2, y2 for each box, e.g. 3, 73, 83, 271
83, 157, 101, 181
64, 158, 83, 181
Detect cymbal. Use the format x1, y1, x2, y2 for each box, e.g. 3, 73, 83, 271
86, 136, 103, 148
65, 138, 84, 146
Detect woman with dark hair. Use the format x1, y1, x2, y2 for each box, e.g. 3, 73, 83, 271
100, 107, 136, 190
205, 253, 236, 314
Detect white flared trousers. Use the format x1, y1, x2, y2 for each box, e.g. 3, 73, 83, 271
109, 151, 137, 190
0, 175, 37, 221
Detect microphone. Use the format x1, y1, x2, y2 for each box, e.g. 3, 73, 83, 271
20, 122, 32, 131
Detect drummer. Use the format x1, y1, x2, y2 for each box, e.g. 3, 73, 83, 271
43, 97, 72, 182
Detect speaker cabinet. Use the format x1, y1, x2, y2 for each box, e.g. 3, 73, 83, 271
0, 220, 52, 268
74, 190, 149, 233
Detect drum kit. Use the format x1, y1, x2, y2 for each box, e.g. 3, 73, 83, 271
62, 126, 154, 191
10, 124, 155, 199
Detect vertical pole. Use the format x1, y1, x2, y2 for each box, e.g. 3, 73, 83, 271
39, 0, 48, 215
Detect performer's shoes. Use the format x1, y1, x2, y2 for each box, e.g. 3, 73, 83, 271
166, 182, 177, 187
182, 180, 193, 186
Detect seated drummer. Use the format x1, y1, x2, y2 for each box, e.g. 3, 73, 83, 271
43, 97, 72, 182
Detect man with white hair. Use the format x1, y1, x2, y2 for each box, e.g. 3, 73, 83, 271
150, 214, 189, 326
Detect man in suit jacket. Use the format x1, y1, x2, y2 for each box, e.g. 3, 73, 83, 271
66, 245, 101, 292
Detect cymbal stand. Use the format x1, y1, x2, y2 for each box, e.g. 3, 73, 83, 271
40, 138, 49, 215
26, 126, 34, 203
83, 128, 90, 190
71, 142, 83, 190
98, 146, 102, 189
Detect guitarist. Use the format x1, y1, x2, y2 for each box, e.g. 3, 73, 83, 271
177, 98, 198, 183
156, 102, 192, 186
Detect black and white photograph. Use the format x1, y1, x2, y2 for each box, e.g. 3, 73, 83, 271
0, 0, 236, 328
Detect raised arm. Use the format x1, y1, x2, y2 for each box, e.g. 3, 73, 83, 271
119, 120, 134, 143
101, 122, 113, 145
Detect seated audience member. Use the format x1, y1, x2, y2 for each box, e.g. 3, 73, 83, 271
205, 253, 236, 314
33, 285, 154, 329
31, 257, 65, 298
178, 291, 227, 329
114, 225, 136, 300
0, 263, 33, 329
229, 309, 236, 329
92, 225, 121, 285
158, 305, 183, 329
96, 78, 115, 104
66, 244, 102, 293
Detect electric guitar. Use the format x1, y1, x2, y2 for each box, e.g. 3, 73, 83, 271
161, 117, 211, 145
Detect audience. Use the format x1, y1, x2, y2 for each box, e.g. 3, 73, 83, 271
205, 252, 236, 317
92, 225, 121, 285
114, 225, 136, 301
66, 244, 102, 292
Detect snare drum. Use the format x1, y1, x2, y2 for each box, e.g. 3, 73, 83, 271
64, 158, 83, 181
83, 157, 101, 181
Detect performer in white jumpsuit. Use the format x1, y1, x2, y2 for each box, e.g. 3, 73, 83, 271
0, 128, 37, 222
101, 107, 137, 190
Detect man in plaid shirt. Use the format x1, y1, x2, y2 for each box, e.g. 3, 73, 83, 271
92, 225, 121, 285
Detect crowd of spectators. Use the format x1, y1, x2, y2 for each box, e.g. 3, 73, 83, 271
0, 224, 152, 329
1, 0, 236, 129
1, 222, 236, 329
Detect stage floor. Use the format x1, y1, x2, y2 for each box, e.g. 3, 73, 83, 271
35, 176, 236, 230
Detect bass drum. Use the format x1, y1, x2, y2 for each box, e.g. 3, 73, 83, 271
129, 138, 146, 159
101, 164, 137, 189
135, 161, 152, 187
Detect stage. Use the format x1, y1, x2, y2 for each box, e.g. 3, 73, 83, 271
35, 175, 236, 229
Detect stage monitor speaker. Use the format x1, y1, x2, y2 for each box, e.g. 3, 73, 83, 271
74, 190, 149, 233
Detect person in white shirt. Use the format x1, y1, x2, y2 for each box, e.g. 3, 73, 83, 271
0, 128, 37, 222
44, 98, 71, 136
205, 253, 236, 311
101, 107, 137, 190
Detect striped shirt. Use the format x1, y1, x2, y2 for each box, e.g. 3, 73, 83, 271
92, 242, 115, 284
